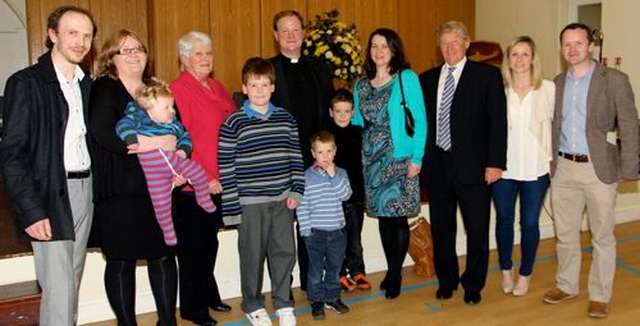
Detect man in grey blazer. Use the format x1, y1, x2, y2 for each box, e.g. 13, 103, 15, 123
542, 23, 639, 319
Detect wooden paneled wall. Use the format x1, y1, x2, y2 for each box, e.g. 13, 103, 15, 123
26, 0, 474, 91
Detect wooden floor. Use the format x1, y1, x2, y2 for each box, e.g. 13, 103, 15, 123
86, 220, 640, 326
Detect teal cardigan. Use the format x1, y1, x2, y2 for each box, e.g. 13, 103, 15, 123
352, 69, 427, 166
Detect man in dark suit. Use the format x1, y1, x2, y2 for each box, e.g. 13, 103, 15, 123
542, 23, 638, 319
419, 21, 507, 305
268, 10, 335, 291
0, 5, 96, 325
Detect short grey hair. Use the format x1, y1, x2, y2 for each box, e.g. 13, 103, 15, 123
436, 21, 470, 44
177, 31, 213, 58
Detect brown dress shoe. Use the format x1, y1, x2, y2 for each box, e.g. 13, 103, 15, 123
542, 288, 577, 304
588, 301, 608, 318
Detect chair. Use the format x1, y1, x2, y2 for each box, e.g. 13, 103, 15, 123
466, 41, 503, 67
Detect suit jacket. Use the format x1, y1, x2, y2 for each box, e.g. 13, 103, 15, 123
419, 60, 507, 185
0, 51, 92, 240
551, 62, 639, 183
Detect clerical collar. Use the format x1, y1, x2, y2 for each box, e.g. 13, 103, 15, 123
290, 57, 299, 64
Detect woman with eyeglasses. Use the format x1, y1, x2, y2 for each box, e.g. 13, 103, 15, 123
169, 31, 235, 326
89, 29, 179, 326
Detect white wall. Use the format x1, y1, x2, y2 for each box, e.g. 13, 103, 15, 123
0, 0, 28, 96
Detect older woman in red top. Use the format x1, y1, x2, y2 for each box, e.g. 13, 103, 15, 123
170, 31, 235, 326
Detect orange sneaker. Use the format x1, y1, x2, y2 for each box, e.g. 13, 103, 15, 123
340, 276, 356, 293
352, 274, 371, 290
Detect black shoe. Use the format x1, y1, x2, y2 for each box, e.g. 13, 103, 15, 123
183, 315, 217, 326
464, 291, 482, 305
311, 302, 325, 320
209, 302, 232, 312
380, 278, 387, 291
325, 300, 350, 314
436, 287, 454, 300
385, 287, 401, 300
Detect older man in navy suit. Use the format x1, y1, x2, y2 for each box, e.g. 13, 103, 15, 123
419, 21, 507, 305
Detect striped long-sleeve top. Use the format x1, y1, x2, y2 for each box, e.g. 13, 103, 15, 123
297, 164, 352, 237
115, 101, 192, 155
218, 103, 305, 226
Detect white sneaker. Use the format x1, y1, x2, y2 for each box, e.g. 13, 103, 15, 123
275, 307, 296, 326
246, 308, 272, 326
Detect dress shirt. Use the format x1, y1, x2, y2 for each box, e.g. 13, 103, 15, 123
559, 61, 596, 156
436, 57, 467, 124
54, 64, 91, 172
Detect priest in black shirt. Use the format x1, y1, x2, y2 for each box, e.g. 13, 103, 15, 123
269, 9, 335, 291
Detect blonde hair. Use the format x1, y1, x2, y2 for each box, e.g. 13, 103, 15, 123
136, 78, 173, 110
501, 36, 542, 89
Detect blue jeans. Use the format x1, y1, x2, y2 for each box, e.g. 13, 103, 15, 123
304, 228, 347, 303
492, 174, 550, 276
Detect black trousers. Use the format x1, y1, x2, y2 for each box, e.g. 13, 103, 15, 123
172, 191, 223, 320
428, 148, 491, 293
340, 202, 366, 276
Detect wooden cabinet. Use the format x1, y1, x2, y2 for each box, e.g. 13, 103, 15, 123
26, 0, 474, 93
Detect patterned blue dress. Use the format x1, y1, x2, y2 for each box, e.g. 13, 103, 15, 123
357, 78, 420, 218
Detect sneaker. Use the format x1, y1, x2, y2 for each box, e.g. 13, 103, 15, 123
352, 274, 371, 290
340, 276, 356, 293
325, 300, 350, 314
246, 308, 272, 326
311, 302, 325, 320
275, 307, 296, 326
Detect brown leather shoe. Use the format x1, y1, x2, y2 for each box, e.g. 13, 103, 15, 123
542, 288, 577, 304
588, 301, 609, 318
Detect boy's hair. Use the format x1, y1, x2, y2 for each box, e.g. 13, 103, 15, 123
242, 57, 276, 84
136, 78, 173, 110
330, 88, 354, 108
310, 130, 336, 149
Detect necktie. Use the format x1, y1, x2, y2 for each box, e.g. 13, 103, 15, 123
437, 66, 456, 151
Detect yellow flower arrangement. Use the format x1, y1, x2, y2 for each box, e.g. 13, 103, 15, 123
304, 10, 363, 85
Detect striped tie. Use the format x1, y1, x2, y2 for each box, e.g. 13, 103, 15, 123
437, 66, 456, 151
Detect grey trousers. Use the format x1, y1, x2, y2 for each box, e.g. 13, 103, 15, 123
238, 200, 296, 313
32, 178, 93, 326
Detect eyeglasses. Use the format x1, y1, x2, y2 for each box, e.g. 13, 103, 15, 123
117, 46, 146, 55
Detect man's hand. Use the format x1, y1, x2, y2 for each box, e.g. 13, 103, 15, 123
485, 167, 503, 185
25, 219, 52, 241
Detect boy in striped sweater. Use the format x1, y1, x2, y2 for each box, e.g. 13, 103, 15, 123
115, 79, 215, 246
298, 130, 353, 320
218, 57, 304, 326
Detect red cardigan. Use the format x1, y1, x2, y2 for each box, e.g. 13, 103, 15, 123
170, 71, 235, 184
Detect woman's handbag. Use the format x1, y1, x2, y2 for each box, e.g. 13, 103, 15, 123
398, 70, 415, 137
408, 216, 435, 277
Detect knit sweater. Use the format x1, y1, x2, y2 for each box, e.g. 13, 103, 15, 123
115, 101, 192, 155
297, 164, 352, 236
218, 104, 305, 225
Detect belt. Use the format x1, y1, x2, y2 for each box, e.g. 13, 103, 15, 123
558, 152, 589, 163
67, 170, 91, 179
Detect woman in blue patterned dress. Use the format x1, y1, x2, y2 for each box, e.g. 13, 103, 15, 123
351, 28, 427, 299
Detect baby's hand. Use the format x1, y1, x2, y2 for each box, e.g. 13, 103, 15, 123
127, 143, 140, 154
175, 150, 187, 159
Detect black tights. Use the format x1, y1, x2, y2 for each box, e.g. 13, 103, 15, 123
378, 217, 410, 296
105, 255, 178, 326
